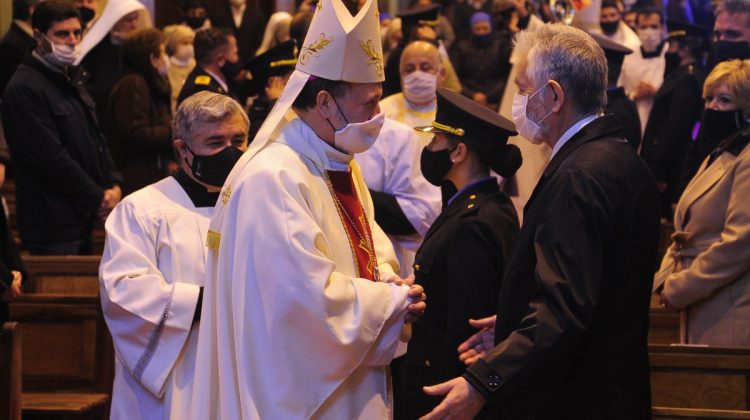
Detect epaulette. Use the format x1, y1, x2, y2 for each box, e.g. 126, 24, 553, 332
195, 75, 211, 85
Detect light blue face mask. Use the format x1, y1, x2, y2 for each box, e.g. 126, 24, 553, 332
511, 83, 552, 144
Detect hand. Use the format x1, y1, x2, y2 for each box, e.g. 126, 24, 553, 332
380, 272, 415, 286
1, 271, 22, 301
458, 315, 496, 365
472, 92, 488, 105
99, 185, 122, 221
659, 291, 676, 310
265, 76, 286, 100
406, 283, 426, 324
420, 377, 486, 420
632, 81, 656, 101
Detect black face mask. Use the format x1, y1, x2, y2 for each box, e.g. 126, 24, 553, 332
713, 40, 750, 63
600, 21, 619, 35
185, 144, 244, 187
420, 145, 456, 186
186, 16, 206, 30
77, 7, 96, 25
472, 33, 493, 47
664, 51, 681, 76
700, 108, 745, 141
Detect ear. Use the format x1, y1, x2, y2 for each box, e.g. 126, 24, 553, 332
547, 80, 565, 113
33, 29, 46, 49
173, 138, 187, 152
452, 142, 468, 164
316, 90, 335, 119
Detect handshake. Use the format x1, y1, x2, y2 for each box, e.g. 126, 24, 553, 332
380, 272, 427, 324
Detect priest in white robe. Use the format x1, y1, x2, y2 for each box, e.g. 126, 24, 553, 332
190, 1, 427, 418
355, 117, 441, 277
99, 92, 249, 420
379, 41, 445, 148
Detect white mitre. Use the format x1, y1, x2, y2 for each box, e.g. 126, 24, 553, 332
218, 0, 384, 195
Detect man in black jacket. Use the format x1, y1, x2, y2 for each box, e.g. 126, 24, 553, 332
422, 23, 660, 419
2, 0, 122, 255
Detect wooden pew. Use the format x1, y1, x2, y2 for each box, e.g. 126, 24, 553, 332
650, 294, 681, 345
650, 345, 750, 419
0, 322, 22, 420
10, 255, 112, 420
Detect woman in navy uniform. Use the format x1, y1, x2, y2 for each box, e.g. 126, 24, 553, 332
393, 88, 521, 419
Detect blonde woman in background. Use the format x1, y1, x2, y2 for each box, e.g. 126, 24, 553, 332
654, 59, 750, 346
164, 25, 196, 111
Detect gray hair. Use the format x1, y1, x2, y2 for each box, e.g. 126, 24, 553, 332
173, 91, 249, 145
514, 24, 608, 115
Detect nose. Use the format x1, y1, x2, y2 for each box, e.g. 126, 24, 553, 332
705, 99, 719, 110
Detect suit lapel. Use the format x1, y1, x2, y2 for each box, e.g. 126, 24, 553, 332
673, 154, 730, 229
524, 116, 621, 216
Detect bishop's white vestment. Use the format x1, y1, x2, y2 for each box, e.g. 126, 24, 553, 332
99, 176, 210, 420
191, 115, 413, 419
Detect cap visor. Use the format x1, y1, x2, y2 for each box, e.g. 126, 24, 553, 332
414, 125, 443, 134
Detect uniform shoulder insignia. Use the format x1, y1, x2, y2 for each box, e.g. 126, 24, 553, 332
195, 75, 211, 85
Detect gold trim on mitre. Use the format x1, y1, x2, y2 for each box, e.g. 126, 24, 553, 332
668, 30, 687, 38
433, 121, 465, 136
360, 39, 384, 76
300, 33, 334, 65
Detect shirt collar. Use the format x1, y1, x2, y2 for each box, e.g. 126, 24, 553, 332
550, 114, 599, 161
448, 176, 494, 205
204, 68, 228, 93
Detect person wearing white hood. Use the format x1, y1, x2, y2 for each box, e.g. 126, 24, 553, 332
77, 0, 149, 124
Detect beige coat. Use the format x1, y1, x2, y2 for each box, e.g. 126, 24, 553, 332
654, 139, 750, 346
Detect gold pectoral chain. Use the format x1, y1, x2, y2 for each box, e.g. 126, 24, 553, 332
315, 164, 380, 282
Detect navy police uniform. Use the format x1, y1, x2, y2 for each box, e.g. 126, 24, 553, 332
393, 88, 521, 419
176, 66, 227, 106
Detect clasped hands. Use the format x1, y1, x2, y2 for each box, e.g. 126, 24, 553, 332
380, 273, 426, 324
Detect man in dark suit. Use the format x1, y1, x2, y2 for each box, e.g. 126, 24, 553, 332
210, 0, 265, 64
177, 27, 238, 105
421, 23, 660, 419
0, 0, 39, 95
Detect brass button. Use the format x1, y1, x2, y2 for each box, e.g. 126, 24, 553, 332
425, 360, 431, 367
414, 264, 420, 271
469, 194, 477, 200
467, 204, 474, 209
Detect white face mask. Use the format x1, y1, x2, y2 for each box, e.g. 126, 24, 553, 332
43, 34, 81, 67
327, 96, 385, 154
402, 70, 438, 105
173, 44, 194, 64
511, 84, 552, 145
638, 28, 662, 53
